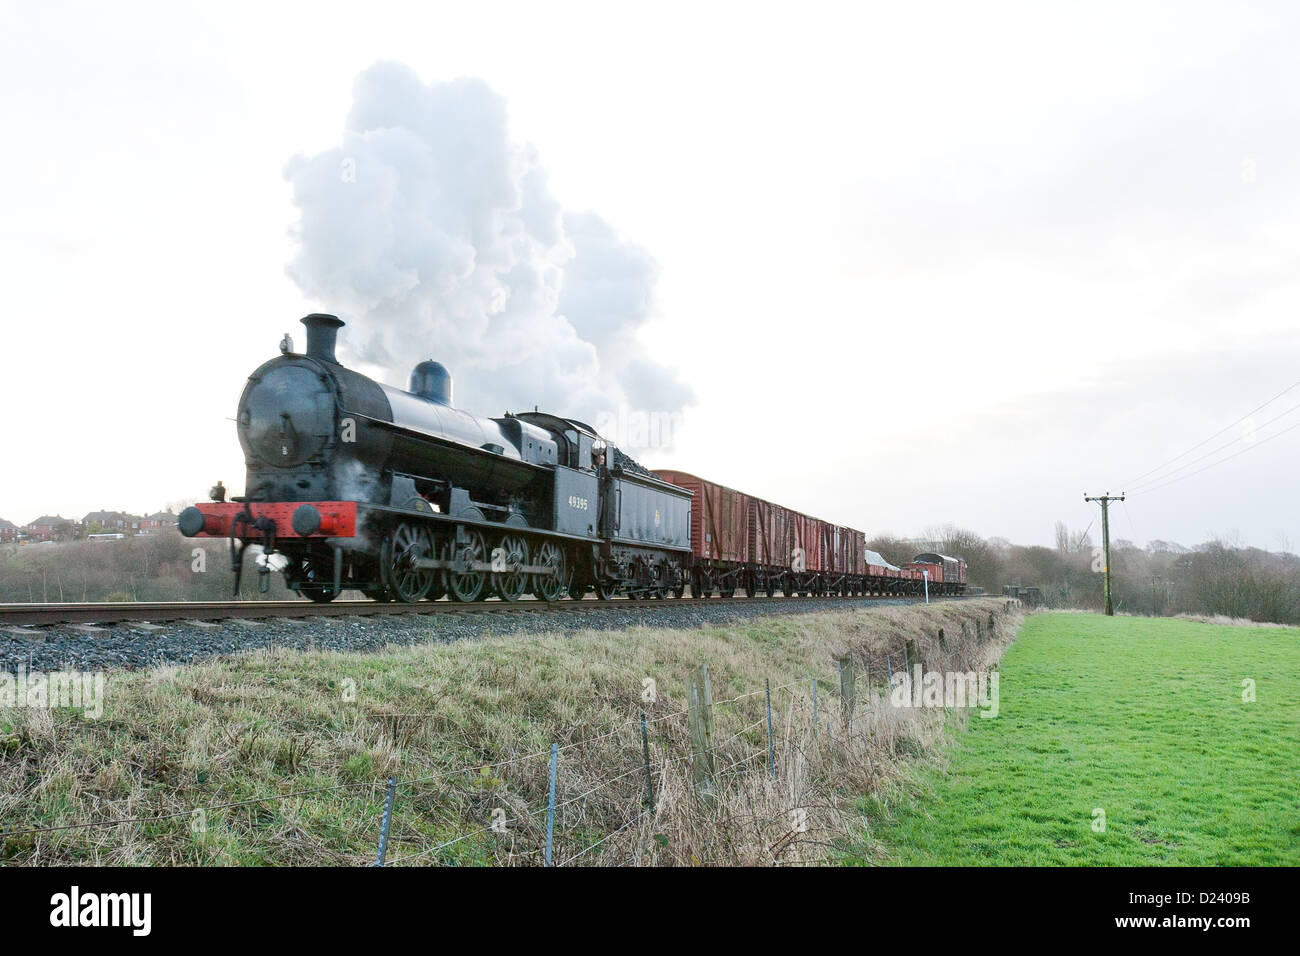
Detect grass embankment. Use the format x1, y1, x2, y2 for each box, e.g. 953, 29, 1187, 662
0, 599, 1017, 866
855, 613, 1300, 865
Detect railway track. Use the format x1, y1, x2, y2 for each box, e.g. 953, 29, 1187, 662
0, 593, 975, 628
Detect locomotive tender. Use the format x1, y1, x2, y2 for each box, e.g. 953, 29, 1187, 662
180, 316, 966, 601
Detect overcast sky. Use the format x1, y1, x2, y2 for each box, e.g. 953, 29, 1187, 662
3, 1, 1298, 550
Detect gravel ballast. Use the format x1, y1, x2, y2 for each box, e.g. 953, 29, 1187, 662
1, 598, 929, 673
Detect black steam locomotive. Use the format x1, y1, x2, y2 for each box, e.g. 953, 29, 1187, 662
179, 314, 693, 602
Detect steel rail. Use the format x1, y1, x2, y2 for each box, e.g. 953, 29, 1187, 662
0, 593, 977, 628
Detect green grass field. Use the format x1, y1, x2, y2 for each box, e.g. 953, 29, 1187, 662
858, 613, 1300, 865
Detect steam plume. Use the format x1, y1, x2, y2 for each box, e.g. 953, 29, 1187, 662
284, 62, 693, 445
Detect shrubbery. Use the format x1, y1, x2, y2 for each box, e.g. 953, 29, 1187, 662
868, 525, 1300, 625
0, 531, 295, 602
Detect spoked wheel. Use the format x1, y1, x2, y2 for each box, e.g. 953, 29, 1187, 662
594, 575, 618, 601
447, 528, 488, 603
295, 556, 338, 603
533, 540, 565, 603
493, 534, 529, 602
385, 523, 436, 604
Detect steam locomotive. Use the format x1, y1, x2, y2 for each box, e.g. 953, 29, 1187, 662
179, 315, 966, 601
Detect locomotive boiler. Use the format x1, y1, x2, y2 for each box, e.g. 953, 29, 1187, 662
179, 314, 693, 602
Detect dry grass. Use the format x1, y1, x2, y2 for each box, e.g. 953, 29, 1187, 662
0, 598, 1020, 866
1169, 612, 1291, 628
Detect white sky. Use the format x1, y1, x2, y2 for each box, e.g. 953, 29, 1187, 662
2, 0, 1298, 549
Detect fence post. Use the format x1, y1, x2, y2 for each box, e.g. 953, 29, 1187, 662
961, 620, 968, 643
886, 652, 894, 683
373, 776, 397, 867
545, 742, 558, 867
976, 619, 983, 642
838, 656, 855, 725
812, 677, 818, 739
640, 713, 655, 814
988, 612, 996, 634
765, 678, 775, 779
688, 665, 716, 799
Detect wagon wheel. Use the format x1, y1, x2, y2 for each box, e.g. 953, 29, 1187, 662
533, 540, 565, 603
693, 569, 712, 598
649, 563, 669, 599
493, 534, 529, 602
670, 565, 686, 599
384, 522, 435, 603
764, 575, 776, 598
447, 527, 488, 603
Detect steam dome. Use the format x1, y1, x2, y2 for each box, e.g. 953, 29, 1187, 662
410, 360, 453, 405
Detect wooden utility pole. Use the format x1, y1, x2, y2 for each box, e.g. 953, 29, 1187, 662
1084, 492, 1126, 616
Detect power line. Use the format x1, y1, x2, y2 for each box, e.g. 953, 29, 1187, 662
1119, 376, 1300, 489
1127, 398, 1300, 494
1130, 419, 1300, 496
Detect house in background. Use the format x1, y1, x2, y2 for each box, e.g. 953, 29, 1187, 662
139, 510, 179, 534
82, 510, 143, 534
25, 516, 75, 542
0, 518, 19, 543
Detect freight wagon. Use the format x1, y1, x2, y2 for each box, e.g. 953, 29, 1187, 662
905, 552, 968, 596
653, 471, 966, 597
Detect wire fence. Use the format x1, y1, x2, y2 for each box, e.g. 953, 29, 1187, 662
1, 603, 1017, 866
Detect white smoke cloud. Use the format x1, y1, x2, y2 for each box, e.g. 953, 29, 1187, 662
283, 61, 693, 445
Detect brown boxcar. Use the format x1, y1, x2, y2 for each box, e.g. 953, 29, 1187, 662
654, 471, 751, 564
787, 511, 825, 572
825, 523, 859, 575
848, 529, 866, 576
912, 552, 968, 588
750, 497, 793, 570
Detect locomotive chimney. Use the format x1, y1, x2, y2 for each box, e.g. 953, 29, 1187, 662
300, 313, 344, 363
